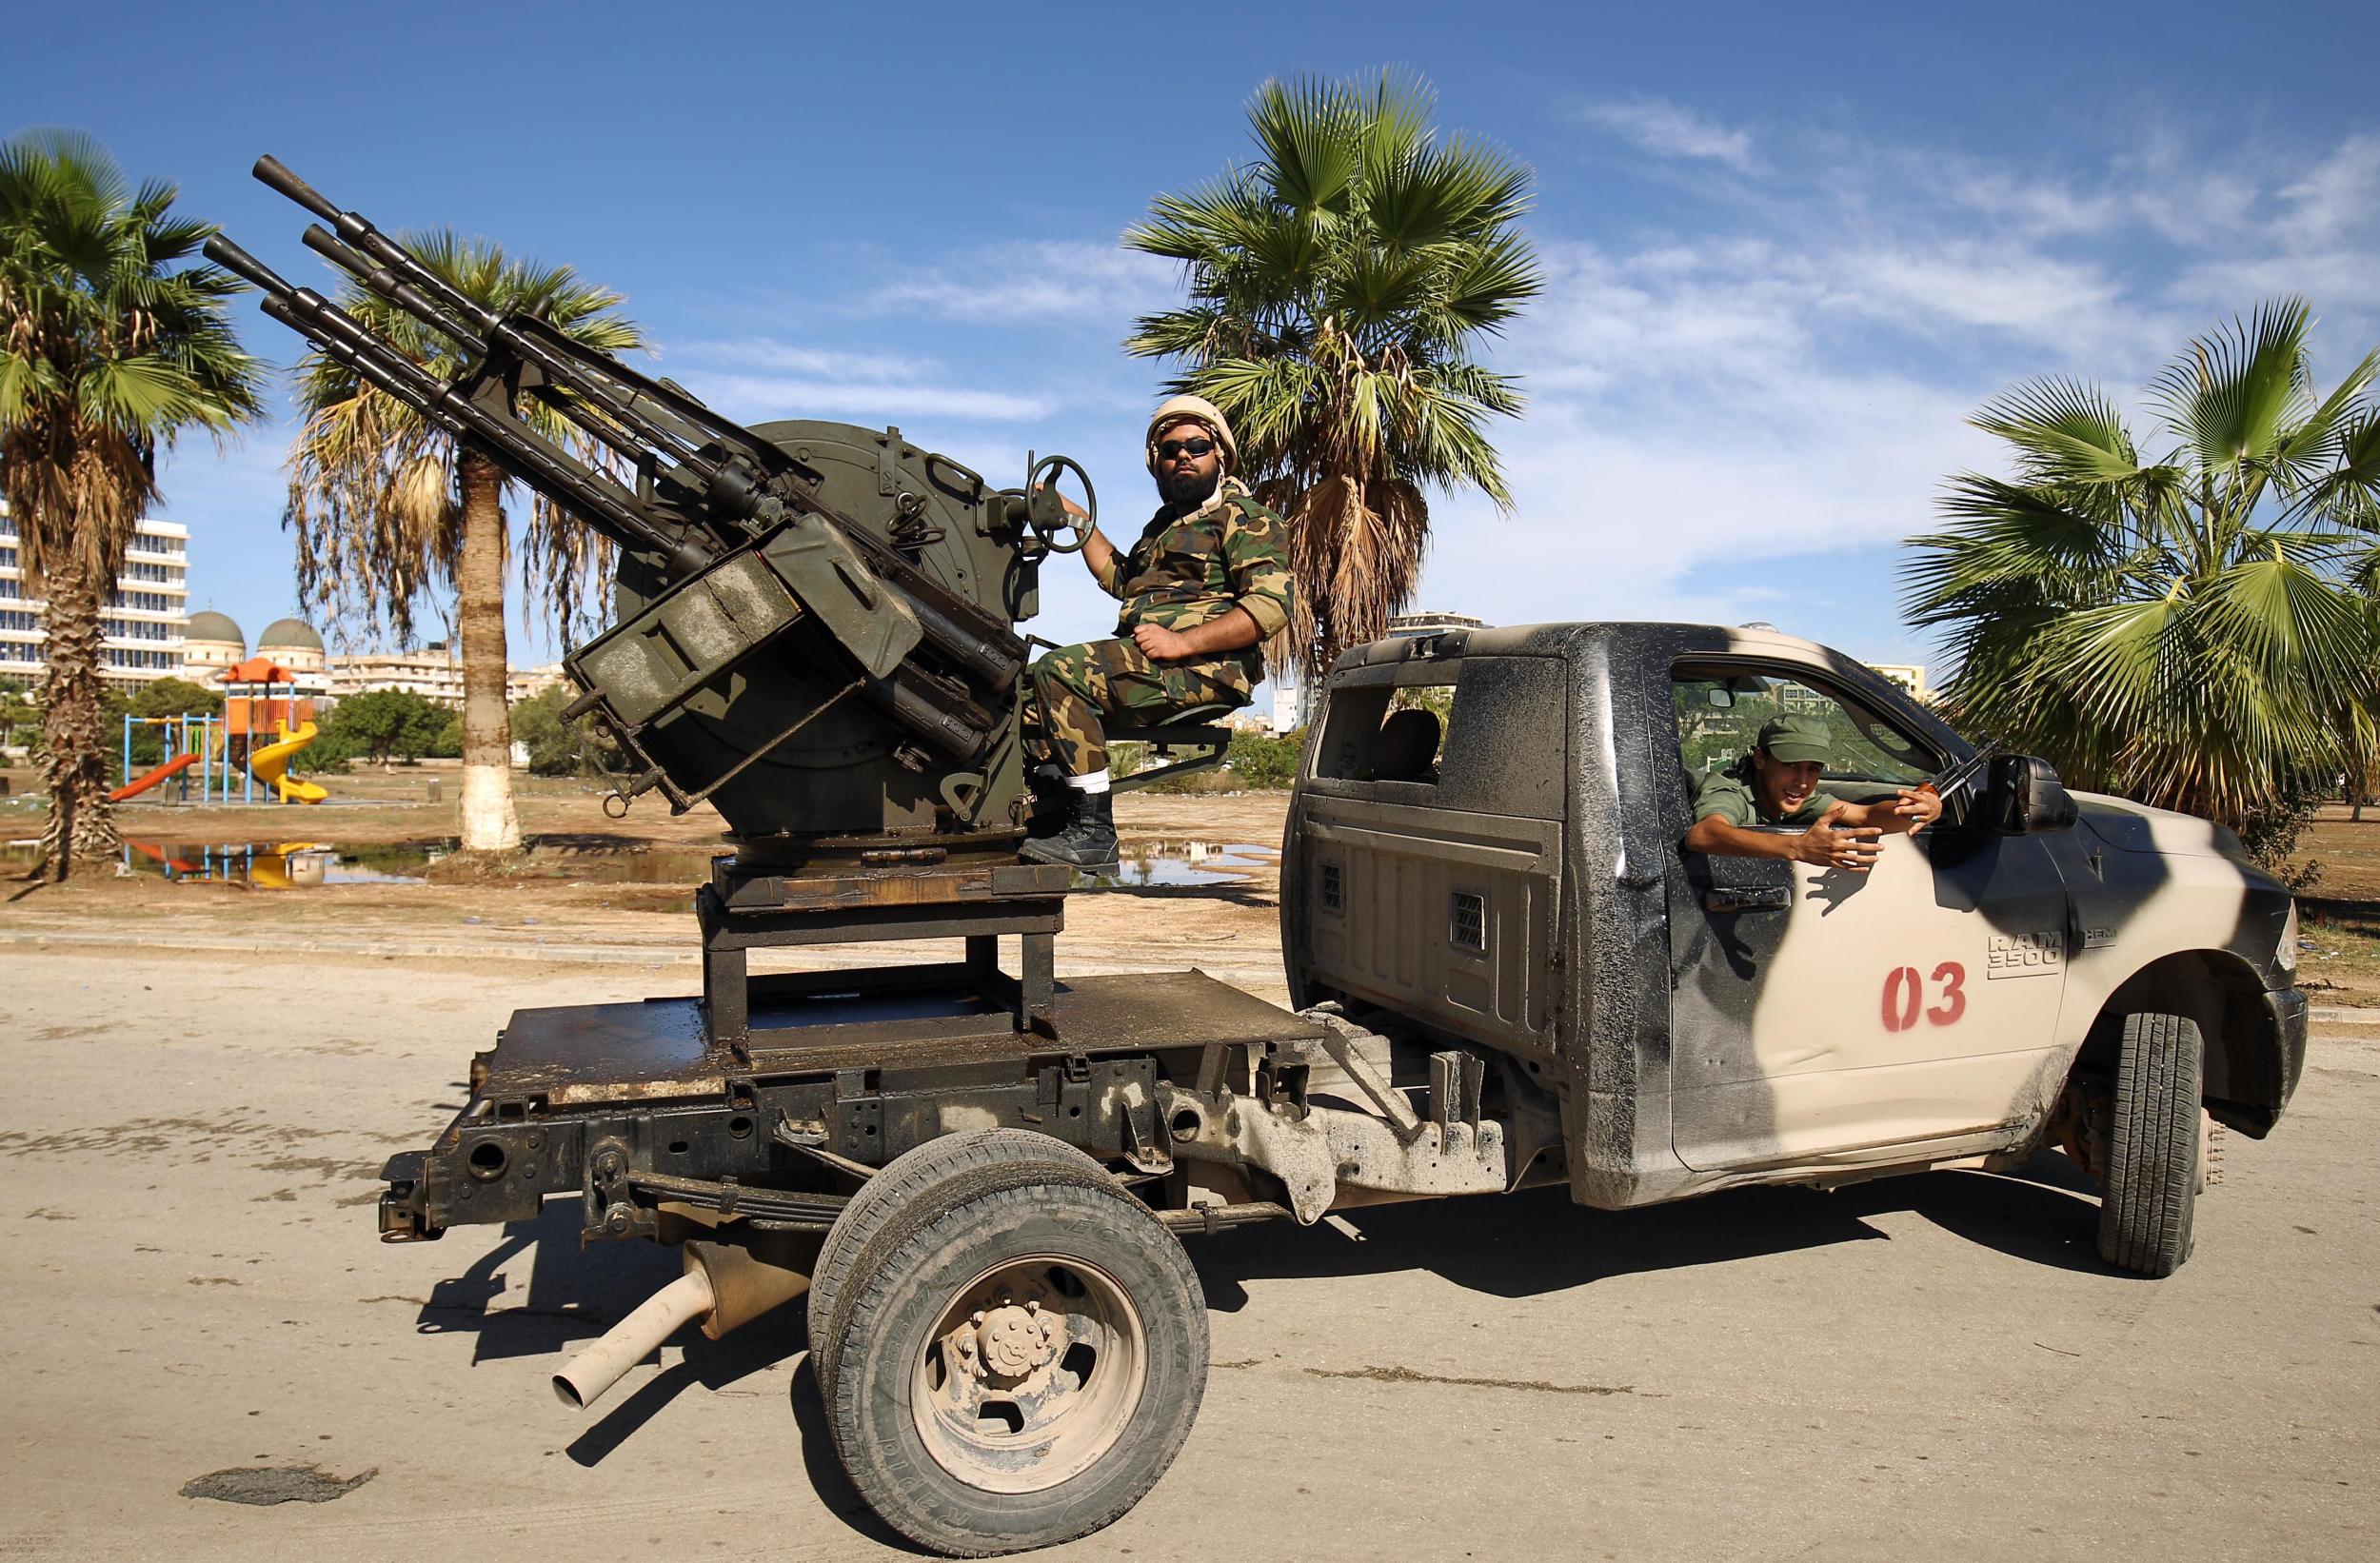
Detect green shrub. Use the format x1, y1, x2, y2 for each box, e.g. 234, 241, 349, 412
511, 684, 626, 777
318, 688, 450, 769
105, 677, 226, 773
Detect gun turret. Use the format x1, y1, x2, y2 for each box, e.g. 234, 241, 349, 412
220, 158, 1092, 861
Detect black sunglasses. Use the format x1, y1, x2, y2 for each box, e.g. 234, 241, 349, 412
1156, 436, 1218, 461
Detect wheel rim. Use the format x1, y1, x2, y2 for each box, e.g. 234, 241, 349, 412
910, 1254, 1147, 1494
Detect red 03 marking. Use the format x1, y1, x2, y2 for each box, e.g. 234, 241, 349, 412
1882, 961, 1966, 1032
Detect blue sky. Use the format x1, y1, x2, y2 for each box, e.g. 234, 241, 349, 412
14, 0, 2379, 683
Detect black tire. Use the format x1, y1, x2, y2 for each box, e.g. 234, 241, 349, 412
821, 1140, 1206, 1555
2096, 1011, 2204, 1276
807, 1129, 1105, 1402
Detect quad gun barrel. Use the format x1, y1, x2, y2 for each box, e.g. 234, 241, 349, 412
214, 156, 1091, 846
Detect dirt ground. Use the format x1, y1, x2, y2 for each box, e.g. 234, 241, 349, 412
2, 776, 2376, 1559
1, 951, 2374, 1562
0, 781, 1297, 991
2286, 806, 2380, 1008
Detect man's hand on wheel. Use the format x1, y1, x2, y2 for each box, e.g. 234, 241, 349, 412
1796, 820, 1883, 872
1131, 623, 1193, 661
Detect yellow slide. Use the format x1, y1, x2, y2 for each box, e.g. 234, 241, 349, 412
250, 721, 329, 804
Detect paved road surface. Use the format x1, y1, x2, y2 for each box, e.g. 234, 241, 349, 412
2, 947, 2372, 1562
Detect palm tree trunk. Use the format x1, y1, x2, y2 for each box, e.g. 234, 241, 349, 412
32, 555, 119, 880
456, 452, 522, 853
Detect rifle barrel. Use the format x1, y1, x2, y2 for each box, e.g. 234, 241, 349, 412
300, 226, 489, 356
252, 155, 342, 223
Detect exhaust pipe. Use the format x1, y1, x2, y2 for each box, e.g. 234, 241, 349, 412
550, 1234, 819, 1412
551, 1268, 714, 1411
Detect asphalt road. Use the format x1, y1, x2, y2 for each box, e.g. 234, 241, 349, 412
2, 947, 2372, 1562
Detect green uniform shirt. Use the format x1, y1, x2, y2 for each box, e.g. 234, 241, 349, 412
1091, 476, 1294, 683
1692, 768, 1842, 829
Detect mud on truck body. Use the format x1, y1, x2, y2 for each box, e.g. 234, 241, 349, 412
377, 621, 2301, 1555
215, 160, 2305, 1556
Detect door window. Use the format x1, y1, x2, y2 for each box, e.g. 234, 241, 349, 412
1674, 666, 1937, 811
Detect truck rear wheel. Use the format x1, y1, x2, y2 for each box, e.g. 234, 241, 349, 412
807, 1129, 1107, 1407
2096, 1011, 2204, 1277
818, 1138, 1206, 1555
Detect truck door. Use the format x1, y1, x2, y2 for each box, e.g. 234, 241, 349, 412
1663, 663, 2071, 1172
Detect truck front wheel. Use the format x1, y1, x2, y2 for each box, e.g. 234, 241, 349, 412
2096, 1011, 2204, 1277
819, 1138, 1207, 1555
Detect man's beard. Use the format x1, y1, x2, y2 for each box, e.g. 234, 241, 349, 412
1158, 466, 1219, 507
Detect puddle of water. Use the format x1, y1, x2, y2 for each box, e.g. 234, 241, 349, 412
1085, 841, 1278, 889
0, 834, 1281, 890
0, 840, 428, 887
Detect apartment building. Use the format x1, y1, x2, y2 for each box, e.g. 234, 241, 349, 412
328, 643, 568, 705
0, 502, 191, 687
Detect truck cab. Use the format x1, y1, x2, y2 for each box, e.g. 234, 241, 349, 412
1282, 622, 2306, 1244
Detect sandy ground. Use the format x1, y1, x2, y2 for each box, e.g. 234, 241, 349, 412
1, 813, 2374, 1560
2292, 805, 2380, 1008
0, 788, 1296, 993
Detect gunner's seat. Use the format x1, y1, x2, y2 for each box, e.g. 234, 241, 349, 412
1108, 702, 1239, 793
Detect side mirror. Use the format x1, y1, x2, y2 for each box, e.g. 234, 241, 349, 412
1978, 754, 2077, 835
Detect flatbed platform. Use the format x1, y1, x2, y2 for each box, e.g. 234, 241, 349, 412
480, 969, 1327, 1109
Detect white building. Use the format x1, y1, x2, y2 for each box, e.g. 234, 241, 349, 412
327, 642, 568, 705
0, 503, 190, 687
1870, 663, 1930, 702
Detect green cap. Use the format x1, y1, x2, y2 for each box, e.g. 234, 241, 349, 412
1755, 715, 1830, 764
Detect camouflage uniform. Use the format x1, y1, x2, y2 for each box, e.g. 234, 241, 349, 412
1025, 475, 1293, 774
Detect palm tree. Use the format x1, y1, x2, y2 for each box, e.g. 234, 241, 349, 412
285, 234, 642, 852
1902, 298, 2380, 834
0, 130, 264, 880
1124, 70, 1541, 675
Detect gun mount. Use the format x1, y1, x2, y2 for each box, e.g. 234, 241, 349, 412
211, 156, 1098, 871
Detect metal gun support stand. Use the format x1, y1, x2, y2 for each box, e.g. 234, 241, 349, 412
697, 852, 1073, 1061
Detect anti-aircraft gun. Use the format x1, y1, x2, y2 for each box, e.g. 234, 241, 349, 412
216, 156, 1286, 1554
208, 156, 1198, 1050
211, 155, 1085, 845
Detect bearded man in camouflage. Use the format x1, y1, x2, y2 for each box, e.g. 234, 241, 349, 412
1020, 395, 1294, 872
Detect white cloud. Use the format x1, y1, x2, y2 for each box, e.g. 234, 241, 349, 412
1834, 244, 2132, 344
665, 336, 1058, 423
2275, 131, 2380, 245
1406, 120, 2380, 639
679, 371, 1053, 425
870, 241, 1177, 326
671, 341, 940, 382
1943, 170, 2121, 238
2169, 133, 2380, 316
1579, 98, 1755, 172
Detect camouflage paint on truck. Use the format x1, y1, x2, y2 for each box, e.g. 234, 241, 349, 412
1281, 622, 2305, 1211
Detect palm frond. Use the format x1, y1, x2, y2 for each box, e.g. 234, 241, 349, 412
1969, 376, 2144, 486
1910, 297, 2380, 831
1123, 69, 1537, 672
2148, 297, 2313, 477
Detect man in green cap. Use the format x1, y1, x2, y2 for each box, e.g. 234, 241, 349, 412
1683, 714, 1942, 871
1019, 393, 1295, 873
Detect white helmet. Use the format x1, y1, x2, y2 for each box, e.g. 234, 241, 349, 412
1144, 393, 1239, 476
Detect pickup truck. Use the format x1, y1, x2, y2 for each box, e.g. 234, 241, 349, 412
378, 619, 2307, 1556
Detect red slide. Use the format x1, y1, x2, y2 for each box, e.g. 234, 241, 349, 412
110, 751, 201, 801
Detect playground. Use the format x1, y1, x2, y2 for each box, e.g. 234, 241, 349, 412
110, 657, 328, 808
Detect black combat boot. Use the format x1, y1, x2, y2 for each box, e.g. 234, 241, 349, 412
1024, 762, 1073, 839
1019, 788, 1119, 873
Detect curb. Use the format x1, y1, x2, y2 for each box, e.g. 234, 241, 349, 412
2311, 1005, 2380, 1026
